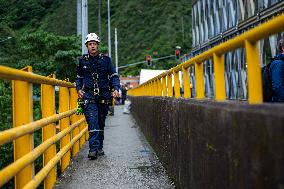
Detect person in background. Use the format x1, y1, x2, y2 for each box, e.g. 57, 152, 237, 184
271, 36, 284, 102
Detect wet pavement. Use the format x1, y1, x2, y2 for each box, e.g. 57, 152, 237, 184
54, 105, 175, 189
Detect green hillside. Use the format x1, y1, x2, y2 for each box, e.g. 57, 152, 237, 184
0, 2, 192, 187
0, 0, 192, 76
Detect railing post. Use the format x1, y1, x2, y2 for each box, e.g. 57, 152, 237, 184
162, 76, 167, 96
150, 81, 154, 96
167, 74, 173, 97
145, 84, 148, 96
182, 66, 191, 98
12, 66, 34, 189
174, 71, 181, 98
159, 78, 163, 96
41, 78, 56, 189
59, 86, 70, 172
70, 88, 79, 157
195, 62, 205, 99
155, 80, 159, 96
213, 53, 226, 101
245, 40, 263, 104
153, 80, 157, 96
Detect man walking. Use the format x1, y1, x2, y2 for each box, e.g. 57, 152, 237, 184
76, 33, 120, 159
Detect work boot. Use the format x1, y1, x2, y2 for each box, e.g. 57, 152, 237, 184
88, 151, 98, 160
97, 149, 105, 156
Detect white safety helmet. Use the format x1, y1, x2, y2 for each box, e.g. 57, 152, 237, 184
85, 33, 100, 44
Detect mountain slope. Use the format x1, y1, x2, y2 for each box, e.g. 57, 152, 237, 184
0, 0, 192, 75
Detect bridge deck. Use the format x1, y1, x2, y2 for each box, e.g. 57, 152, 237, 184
54, 105, 174, 189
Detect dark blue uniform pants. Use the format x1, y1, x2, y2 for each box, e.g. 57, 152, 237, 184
84, 102, 109, 152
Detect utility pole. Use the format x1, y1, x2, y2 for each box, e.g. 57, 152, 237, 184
181, 16, 185, 43
82, 0, 88, 54
77, 0, 82, 36
115, 28, 118, 73
98, 0, 101, 37
108, 0, 111, 58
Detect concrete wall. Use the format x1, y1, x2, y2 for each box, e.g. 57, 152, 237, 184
130, 96, 284, 189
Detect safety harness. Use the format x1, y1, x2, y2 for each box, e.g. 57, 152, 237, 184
81, 54, 103, 96
78, 54, 114, 109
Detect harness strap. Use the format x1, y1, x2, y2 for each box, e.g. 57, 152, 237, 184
83, 99, 112, 105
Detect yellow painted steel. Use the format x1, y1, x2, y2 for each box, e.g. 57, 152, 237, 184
245, 40, 263, 104
0, 66, 74, 88
150, 82, 153, 96
146, 84, 149, 96
0, 64, 87, 188
153, 80, 157, 96
153, 81, 155, 96
59, 87, 70, 172
12, 66, 34, 189
156, 80, 159, 96
22, 127, 87, 189
156, 80, 160, 96
182, 66, 191, 98
158, 78, 163, 96
152, 81, 155, 96
162, 76, 167, 96
128, 14, 284, 103
174, 71, 181, 98
195, 62, 205, 99
213, 53, 226, 101
0, 118, 85, 188
0, 110, 75, 146
153, 81, 156, 96
41, 82, 56, 189
167, 74, 173, 97
70, 88, 80, 157
150, 82, 154, 96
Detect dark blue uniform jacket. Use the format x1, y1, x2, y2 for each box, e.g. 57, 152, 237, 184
76, 54, 120, 99
271, 53, 284, 102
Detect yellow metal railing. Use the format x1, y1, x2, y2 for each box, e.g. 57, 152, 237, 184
0, 66, 88, 189
128, 13, 284, 104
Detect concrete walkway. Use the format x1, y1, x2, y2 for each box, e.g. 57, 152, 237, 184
54, 105, 175, 189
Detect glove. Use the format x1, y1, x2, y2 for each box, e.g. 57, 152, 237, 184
76, 98, 85, 115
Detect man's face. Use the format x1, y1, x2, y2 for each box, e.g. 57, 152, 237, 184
86, 41, 99, 55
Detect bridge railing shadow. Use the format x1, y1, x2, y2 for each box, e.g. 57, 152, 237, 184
0, 66, 88, 189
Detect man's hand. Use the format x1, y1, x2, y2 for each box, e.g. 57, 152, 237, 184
78, 90, 85, 99
112, 90, 119, 98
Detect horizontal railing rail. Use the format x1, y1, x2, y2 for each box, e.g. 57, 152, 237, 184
0, 65, 87, 189
0, 109, 76, 146
0, 118, 85, 187
0, 66, 74, 87
23, 127, 88, 189
128, 13, 284, 104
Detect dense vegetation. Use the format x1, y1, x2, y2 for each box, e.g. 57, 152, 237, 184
0, 0, 192, 187
1, 0, 192, 75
